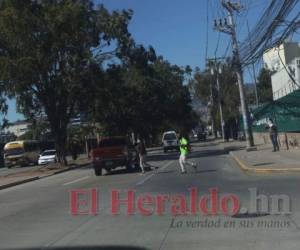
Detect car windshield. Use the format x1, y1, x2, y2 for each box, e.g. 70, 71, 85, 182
163, 133, 177, 140
41, 150, 56, 156
99, 138, 126, 147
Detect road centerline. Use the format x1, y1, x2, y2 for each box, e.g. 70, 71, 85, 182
63, 176, 90, 186
136, 160, 174, 186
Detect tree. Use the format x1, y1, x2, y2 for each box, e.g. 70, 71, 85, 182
153, 60, 198, 134
257, 68, 273, 103
89, 45, 198, 142
192, 68, 213, 103
0, 0, 132, 165
191, 63, 240, 139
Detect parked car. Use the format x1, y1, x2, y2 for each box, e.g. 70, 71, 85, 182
38, 150, 57, 165
162, 131, 179, 153
90, 136, 138, 176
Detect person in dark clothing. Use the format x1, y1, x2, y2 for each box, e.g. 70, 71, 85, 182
266, 119, 279, 152
135, 138, 159, 174
136, 139, 148, 174
71, 142, 78, 160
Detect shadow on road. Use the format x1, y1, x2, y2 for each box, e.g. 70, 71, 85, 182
223, 146, 246, 152
147, 152, 179, 162
106, 168, 141, 176
189, 149, 227, 159
253, 162, 274, 166
156, 170, 175, 174
196, 169, 217, 174
9, 247, 149, 250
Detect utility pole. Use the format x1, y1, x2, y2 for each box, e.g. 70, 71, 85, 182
208, 59, 225, 142
208, 79, 217, 139
247, 20, 259, 106
214, 0, 254, 148
216, 64, 225, 142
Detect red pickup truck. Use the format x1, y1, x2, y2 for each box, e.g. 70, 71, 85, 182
90, 136, 138, 176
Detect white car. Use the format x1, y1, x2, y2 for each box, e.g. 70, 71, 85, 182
162, 131, 179, 153
38, 150, 57, 165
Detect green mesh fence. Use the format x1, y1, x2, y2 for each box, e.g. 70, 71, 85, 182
250, 89, 300, 133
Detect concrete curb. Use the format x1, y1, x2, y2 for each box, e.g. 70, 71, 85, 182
0, 161, 90, 190
229, 151, 300, 174
0, 177, 40, 190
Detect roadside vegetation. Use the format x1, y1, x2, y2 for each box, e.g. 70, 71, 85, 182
0, 0, 198, 165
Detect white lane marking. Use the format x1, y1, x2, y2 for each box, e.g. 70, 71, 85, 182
136, 173, 155, 186
63, 176, 90, 186
136, 160, 174, 186
158, 160, 174, 172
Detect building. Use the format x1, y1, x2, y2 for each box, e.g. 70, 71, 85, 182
263, 41, 300, 100
70, 113, 88, 126
4, 120, 31, 138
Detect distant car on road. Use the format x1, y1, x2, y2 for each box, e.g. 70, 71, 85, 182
38, 150, 57, 165
197, 131, 207, 141
162, 131, 179, 153
189, 130, 198, 142
91, 136, 138, 176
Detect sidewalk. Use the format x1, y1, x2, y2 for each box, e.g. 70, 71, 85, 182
223, 140, 300, 174
0, 155, 91, 190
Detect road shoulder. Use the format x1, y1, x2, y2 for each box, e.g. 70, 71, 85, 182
0, 157, 90, 190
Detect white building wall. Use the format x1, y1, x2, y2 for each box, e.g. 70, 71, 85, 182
4, 122, 31, 137
263, 44, 286, 71
263, 42, 300, 100
272, 65, 299, 100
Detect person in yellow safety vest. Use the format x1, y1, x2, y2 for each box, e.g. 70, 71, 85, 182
179, 133, 197, 174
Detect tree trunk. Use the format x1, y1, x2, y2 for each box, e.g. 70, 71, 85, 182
53, 126, 68, 167
56, 140, 68, 166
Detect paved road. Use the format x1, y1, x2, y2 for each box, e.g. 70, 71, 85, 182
1, 142, 300, 250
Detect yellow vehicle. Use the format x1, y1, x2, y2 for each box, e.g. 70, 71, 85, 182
4, 140, 40, 168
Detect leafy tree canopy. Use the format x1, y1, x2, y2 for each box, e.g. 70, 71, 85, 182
0, 0, 132, 164
257, 68, 273, 103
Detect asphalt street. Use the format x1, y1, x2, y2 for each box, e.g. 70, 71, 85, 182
1, 141, 300, 250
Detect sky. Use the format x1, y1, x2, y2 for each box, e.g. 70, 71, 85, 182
3, 0, 293, 122
95, 0, 270, 68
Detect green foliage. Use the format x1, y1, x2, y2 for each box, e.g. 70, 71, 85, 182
257, 68, 273, 103
218, 64, 239, 122
0, 0, 132, 165
192, 68, 213, 103
17, 130, 33, 141
90, 46, 198, 140
190, 63, 239, 130
0, 0, 198, 157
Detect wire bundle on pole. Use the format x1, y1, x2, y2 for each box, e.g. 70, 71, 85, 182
239, 0, 300, 67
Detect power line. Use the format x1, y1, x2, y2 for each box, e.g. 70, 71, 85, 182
205, 0, 210, 60
239, 0, 299, 66
214, 32, 221, 58
277, 47, 300, 88
214, 0, 255, 148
